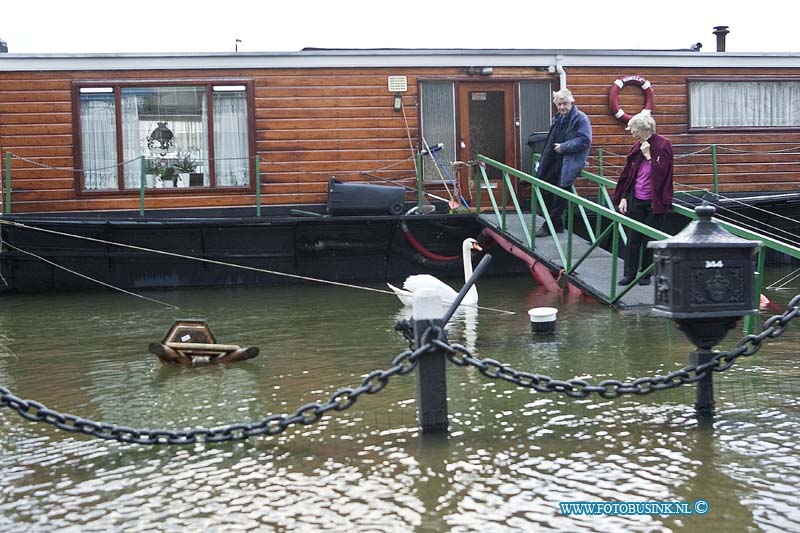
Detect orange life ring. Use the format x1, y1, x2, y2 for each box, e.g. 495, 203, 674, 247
609, 75, 654, 123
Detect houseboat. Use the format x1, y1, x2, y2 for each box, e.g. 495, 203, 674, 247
1, 40, 799, 292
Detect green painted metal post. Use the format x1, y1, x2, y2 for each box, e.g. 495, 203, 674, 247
530, 193, 537, 248
139, 156, 145, 216
566, 201, 574, 271
610, 222, 620, 300
474, 165, 481, 212
416, 152, 423, 210
595, 149, 604, 238
501, 171, 507, 230
5, 152, 12, 215
597, 149, 604, 177
255, 155, 261, 216
711, 144, 719, 195
744, 247, 767, 334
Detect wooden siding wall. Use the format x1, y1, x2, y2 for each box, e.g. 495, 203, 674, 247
568, 66, 800, 196
1, 64, 800, 213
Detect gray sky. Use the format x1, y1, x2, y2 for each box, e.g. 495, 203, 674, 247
1, 0, 795, 54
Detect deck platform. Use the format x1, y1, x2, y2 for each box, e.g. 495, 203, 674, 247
479, 213, 653, 308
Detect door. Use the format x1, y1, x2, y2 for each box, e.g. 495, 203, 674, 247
457, 82, 516, 208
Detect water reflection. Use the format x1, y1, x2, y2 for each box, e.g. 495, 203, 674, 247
0, 275, 798, 531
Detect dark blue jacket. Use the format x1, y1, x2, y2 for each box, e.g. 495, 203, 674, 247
537, 106, 592, 187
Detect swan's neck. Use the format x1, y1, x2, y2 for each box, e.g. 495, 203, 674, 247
463, 246, 475, 286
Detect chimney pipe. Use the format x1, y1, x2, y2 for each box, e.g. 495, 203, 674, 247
713, 26, 729, 52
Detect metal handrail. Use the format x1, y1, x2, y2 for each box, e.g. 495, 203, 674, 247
476, 155, 669, 301
475, 153, 800, 331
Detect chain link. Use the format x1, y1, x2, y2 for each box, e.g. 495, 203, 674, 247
2, 295, 797, 443
445, 294, 799, 398
0, 346, 426, 445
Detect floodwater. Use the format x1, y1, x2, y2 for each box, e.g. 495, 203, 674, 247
0, 269, 798, 532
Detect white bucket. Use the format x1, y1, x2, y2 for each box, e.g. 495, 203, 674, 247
528, 307, 558, 335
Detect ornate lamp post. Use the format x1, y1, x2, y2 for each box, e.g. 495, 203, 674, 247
648, 203, 761, 416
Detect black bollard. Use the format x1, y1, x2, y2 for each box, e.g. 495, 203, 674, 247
690, 348, 716, 417
413, 290, 448, 434
649, 204, 761, 421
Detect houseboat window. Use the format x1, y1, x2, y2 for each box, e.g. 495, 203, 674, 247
79, 89, 118, 190
120, 86, 209, 189
518, 81, 553, 175
420, 81, 456, 182
690, 80, 800, 128
212, 87, 249, 187
76, 83, 251, 191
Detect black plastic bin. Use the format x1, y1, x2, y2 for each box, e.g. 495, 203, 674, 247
327, 177, 405, 216
527, 131, 550, 153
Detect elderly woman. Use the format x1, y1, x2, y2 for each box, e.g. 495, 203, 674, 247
612, 109, 673, 286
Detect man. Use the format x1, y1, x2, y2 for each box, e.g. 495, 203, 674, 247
534, 88, 592, 237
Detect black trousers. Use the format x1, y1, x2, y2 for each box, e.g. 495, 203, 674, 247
539, 174, 568, 230
624, 197, 665, 277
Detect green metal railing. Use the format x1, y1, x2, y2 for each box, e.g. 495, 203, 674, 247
0, 143, 786, 216
476, 155, 665, 303
476, 154, 800, 327
2, 152, 265, 218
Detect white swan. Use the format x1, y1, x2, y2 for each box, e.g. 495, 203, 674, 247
387, 238, 482, 307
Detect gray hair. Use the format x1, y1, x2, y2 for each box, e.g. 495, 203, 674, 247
627, 109, 656, 134
552, 88, 574, 103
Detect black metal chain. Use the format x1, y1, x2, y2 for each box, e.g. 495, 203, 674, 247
438, 294, 800, 399
3, 295, 797, 443
0, 346, 425, 445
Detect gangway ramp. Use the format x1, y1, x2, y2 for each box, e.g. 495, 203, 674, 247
471, 154, 800, 321
479, 213, 653, 308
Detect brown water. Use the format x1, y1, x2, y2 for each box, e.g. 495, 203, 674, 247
1, 272, 799, 532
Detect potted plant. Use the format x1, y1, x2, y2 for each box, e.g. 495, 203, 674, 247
161, 166, 176, 188
145, 159, 162, 188
174, 155, 197, 187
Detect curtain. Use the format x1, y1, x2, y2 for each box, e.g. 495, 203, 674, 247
80, 97, 118, 190
200, 95, 210, 185
690, 81, 800, 128
213, 92, 249, 186
121, 94, 142, 189
420, 81, 456, 182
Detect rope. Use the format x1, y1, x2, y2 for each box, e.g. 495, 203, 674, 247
400, 99, 419, 177
716, 144, 800, 154
430, 147, 469, 208
420, 138, 455, 204
670, 188, 800, 246
3, 242, 179, 309
766, 267, 800, 290
266, 156, 416, 178
671, 195, 800, 248
0, 219, 514, 315
674, 146, 712, 158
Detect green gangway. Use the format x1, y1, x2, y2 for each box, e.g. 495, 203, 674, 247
471, 155, 800, 330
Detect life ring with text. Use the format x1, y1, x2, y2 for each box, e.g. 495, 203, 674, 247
609, 75, 654, 123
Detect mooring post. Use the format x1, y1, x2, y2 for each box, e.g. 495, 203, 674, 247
691, 348, 716, 417
413, 289, 448, 434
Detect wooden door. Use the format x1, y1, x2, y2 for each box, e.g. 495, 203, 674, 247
457, 82, 517, 209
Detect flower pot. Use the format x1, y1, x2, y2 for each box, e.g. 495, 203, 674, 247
189, 173, 204, 187
162, 179, 175, 188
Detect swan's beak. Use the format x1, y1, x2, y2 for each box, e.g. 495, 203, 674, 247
471, 242, 482, 252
